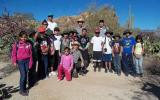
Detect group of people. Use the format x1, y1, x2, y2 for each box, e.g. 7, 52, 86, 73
11, 14, 144, 96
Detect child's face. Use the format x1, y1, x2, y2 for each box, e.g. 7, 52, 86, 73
73, 45, 79, 50
64, 35, 68, 39
137, 39, 141, 42
20, 35, 27, 42
54, 31, 60, 35
99, 22, 104, 27
82, 30, 87, 36
64, 49, 70, 55
115, 37, 119, 41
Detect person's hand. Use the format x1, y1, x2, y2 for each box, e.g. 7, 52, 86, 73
112, 54, 115, 57
59, 52, 61, 56
81, 62, 84, 67
12, 63, 17, 68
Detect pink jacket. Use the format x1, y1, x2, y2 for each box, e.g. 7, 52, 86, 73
60, 54, 73, 70
11, 41, 33, 69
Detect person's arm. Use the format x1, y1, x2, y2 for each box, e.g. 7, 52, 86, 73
69, 55, 74, 72
85, 38, 90, 50
29, 44, 33, 69
79, 52, 84, 67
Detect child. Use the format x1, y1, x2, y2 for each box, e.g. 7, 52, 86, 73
58, 47, 73, 81
61, 32, 70, 53
134, 35, 144, 77
121, 30, 136, 76
71, 41, 84, 77
28, 30, 39, 87
112, 34, 121, 75
40, 35, 50, 79
102, 31, 113, 73
11, 31, 33, 96
51, 27, 62, 76
91, 28, 103, 72
78, 28, 90, 74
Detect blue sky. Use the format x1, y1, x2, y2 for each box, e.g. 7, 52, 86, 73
0, 0, 160, 30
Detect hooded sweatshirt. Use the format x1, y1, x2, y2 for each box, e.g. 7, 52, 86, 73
11, 40, 33, 68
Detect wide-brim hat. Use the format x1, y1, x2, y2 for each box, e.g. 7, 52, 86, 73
38, 26, 46, 33
113, 33, 121, 39
77, 18, 84, 23
123, 30, 132, 35
105, 30, 113, 35
72, 41, 80, 46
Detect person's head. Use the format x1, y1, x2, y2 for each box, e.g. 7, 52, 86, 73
82, 28, 87, 36
72, 41, 80, 50
64, 47, 70, 56
77, 18, 84, 27
99, 20, 105, 28
95, 28, 100, 37
29, 30, 37, 39
19, 31, 28, 42
54, 27, 60, 35
48, 14, 53, 22
136, 35, 143, 43
105, 31, 113, 37
42, 20, 48, 28
123, 30, 132, 37
62, 33, 69, 39
114, 34, 121, 41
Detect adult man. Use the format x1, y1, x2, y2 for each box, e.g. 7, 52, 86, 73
99, 20, 109, 37
47, 14, 58, 32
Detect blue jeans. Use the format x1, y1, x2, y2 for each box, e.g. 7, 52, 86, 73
113, 54, 121, 73
42, 54, 48, 77
135, 57, 143, 74
17, 59, 29, 92
122, 53, 134, 75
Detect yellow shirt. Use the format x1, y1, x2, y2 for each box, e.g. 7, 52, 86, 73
134, 43, 144, 55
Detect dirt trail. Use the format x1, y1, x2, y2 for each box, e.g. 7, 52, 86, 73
0, 62, 158, 100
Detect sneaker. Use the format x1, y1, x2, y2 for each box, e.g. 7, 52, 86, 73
57, 79, 62, 82
19, 91, 28, 96
109, 69, 113, 73
105, 69, 108, 73
49, 73, 52, 77
51, 71, 57, 76
98, 67, 101, 72
94, 68, 96, 72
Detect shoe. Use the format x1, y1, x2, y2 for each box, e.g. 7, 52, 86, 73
57, 79, 62, 82
49, 73, 52, 77
19, 91, 28, 96
109, 69, 113, 73
94, 68, 96, 72
105, 69, 108, 73
98, 67, 101, 72
51, 71, 57, 76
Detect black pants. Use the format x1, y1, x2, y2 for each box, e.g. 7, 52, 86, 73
52, 50, 61, 71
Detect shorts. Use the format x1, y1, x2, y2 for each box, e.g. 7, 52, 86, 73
93, 51, 102, 62
102, 54, 112, 62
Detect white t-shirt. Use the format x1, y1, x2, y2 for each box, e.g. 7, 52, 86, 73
54, 35, 62, 50
47, 21, 58, 31
102, 36, 112, 54
91, 36, 103, 51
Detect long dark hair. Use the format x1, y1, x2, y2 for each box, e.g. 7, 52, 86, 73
135, 35, 143, 43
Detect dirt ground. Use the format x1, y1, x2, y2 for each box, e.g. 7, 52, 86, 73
0, 62, 159, 100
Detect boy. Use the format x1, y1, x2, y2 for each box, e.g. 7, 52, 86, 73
91, 28, 103, 72
121, 30, 136, 76
112, 34, 122, 75
61, 32, 70, 53
102, 31, 113, 73
71, 41, 84, 77
78, 28, 90, 74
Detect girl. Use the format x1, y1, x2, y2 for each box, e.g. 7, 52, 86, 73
58, 47, 73, 81
11, 31, 33, 96
134, 35, 144, 77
